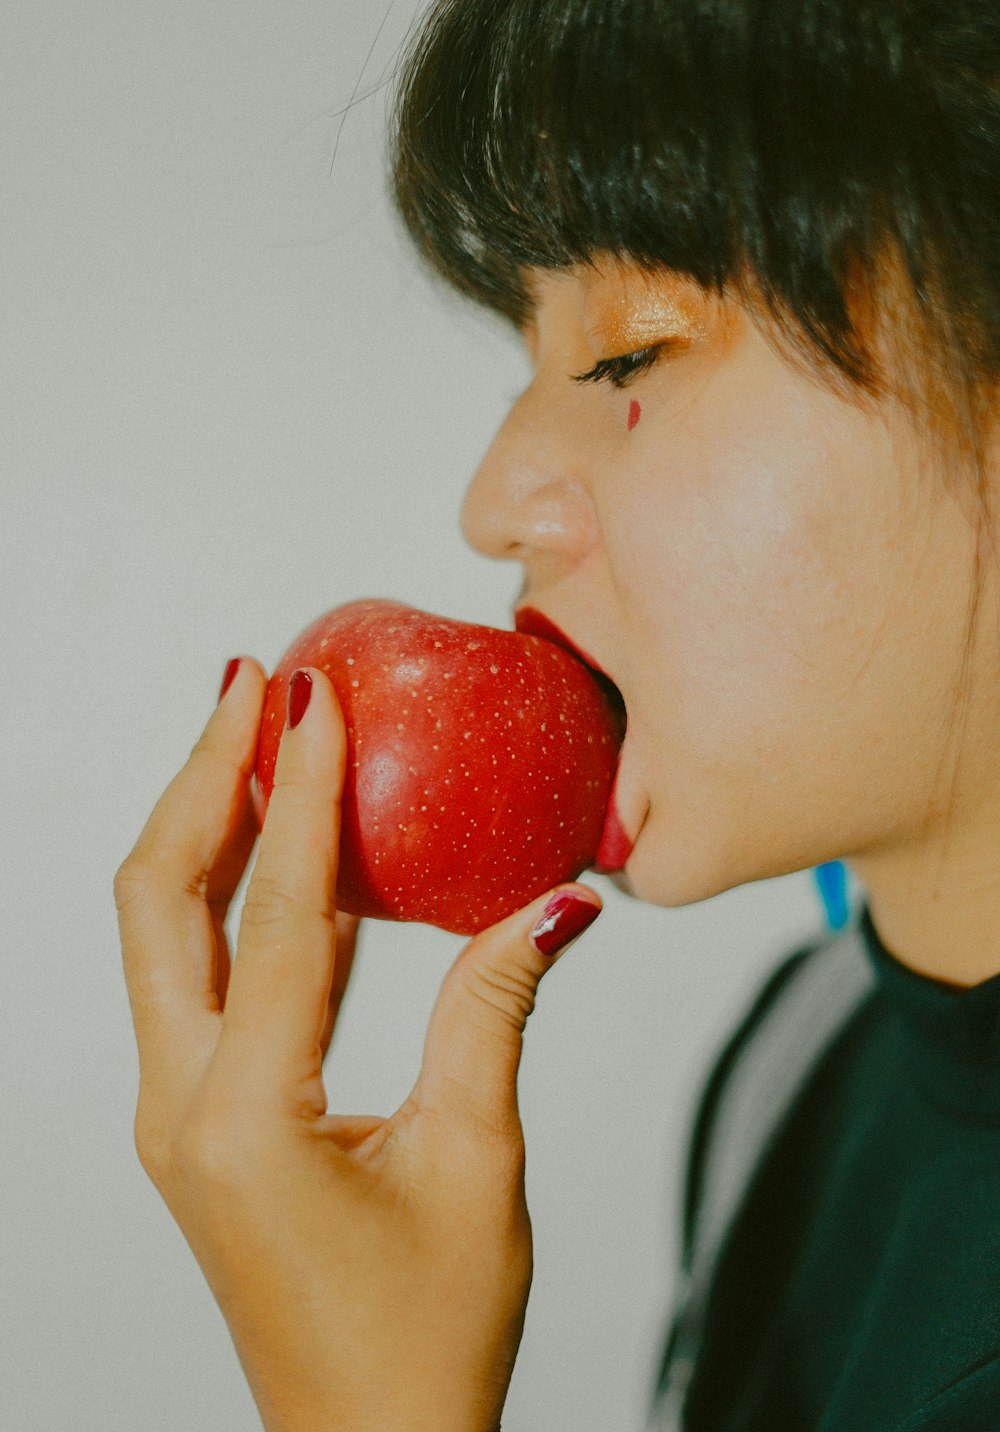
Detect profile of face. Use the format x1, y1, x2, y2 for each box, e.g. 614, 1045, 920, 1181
460, 258, 994, 912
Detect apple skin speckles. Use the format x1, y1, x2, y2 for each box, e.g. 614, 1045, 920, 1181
253, 598, 625, 936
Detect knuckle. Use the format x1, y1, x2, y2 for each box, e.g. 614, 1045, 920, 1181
454, 1105, 527, 1187
114, 858, 153, 912
270, 765, 303, 793
241, 875, 335, 935
268, 772, 325, 826
425, 1085, 523, 1171
460, 960, 538, 1033
173, 1102, 252, 1190
133, 1106, 172, 1185
478, 1121, 527, 1184
134, 1088, 259, 1196
189, 733, 253, 782
240, 877, 297, 935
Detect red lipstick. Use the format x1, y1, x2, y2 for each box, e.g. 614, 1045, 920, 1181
514, 607, 611, 681
514, 606, 633, 873
592, 766, 634, 874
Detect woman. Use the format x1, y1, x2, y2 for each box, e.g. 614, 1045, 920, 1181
113, 1, 1000, 1427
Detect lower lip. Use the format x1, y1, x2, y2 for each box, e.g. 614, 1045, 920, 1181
591, 765, 634, 874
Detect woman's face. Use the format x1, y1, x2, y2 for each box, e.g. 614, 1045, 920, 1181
460, 257, 996, 911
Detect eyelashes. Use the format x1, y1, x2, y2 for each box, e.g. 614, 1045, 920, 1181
572, 337, 687, 391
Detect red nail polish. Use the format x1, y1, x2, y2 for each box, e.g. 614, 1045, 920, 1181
530, 891, 601, 957
287, 669, 313, 730
218, 658, 241, 704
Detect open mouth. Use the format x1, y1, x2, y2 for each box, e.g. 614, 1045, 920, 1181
513, 606, 628, 743
514, 605, 633, 872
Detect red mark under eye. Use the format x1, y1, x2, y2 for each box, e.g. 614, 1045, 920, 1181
628, 401, 641, 432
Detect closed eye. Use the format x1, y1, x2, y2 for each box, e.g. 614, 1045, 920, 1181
572, 339, 685, 391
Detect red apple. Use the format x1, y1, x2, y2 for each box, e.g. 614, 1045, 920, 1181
253, 599, 626, 935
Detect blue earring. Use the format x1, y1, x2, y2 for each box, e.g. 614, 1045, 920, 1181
813, 860, 849, 933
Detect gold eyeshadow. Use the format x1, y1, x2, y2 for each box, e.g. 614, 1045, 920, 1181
583, 267, 713, 355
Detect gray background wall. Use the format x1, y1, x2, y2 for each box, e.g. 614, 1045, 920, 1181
2, 3, 846, 1428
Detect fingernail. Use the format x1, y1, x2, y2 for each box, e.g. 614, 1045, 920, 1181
530, 890, 601, 958
287, 669, 313, 730
218, 658, 241, 705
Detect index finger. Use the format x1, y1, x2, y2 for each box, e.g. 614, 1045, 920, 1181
214, 667, 348, 1107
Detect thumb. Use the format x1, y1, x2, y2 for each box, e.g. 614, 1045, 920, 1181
416, 885, 603, 1137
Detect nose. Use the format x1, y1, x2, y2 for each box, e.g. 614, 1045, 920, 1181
459, 375, 600, 567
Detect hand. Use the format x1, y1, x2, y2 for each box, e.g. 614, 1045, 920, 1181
114, 658, 602, 1432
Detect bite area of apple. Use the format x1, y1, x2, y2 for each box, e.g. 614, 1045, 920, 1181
253, 599, 627, 936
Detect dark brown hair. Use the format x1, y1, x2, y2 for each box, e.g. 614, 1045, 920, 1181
389, 0, 1000, 858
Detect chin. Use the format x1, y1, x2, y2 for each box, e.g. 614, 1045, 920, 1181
608, 823, 747, 911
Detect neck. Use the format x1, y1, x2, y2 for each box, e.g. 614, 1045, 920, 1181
848, 812, 1000, 989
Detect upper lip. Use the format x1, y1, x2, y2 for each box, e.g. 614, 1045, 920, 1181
514, 606, 627, 739
513, 606, 610, 679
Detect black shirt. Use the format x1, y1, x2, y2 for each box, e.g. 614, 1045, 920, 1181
670, 902, 1000, 1431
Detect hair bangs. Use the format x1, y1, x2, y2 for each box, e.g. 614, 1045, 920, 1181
390, 0, 748, 328
391, 0, 1000, 420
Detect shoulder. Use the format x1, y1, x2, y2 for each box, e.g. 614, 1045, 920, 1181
681, 921, 877, 1267
652, 922, 879, 1421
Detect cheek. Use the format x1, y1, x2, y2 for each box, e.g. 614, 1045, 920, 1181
611, 395, 913, 761
598, 336, 984, 899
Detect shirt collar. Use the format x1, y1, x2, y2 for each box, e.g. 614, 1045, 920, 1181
859, 901, 1000, 1122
